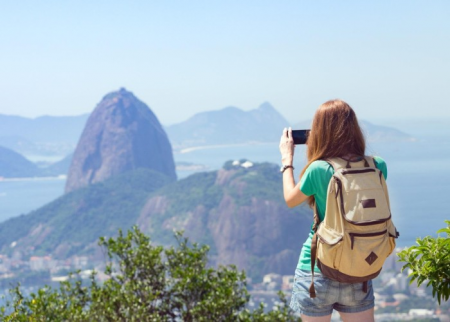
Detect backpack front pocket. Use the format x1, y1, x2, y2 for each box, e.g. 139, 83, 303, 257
334, 171, 392, 225
339, 230, 392, 278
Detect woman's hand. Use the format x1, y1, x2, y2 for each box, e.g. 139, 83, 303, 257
279, 127, 308, 207
279, 127, 295, 165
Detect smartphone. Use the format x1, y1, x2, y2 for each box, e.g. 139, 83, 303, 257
292, 129, 310, 145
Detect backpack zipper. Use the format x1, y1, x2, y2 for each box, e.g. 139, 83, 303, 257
341, 168, 376, 175
334, 176, 391, 226
349, 230, 387, 250
334, 177, 346, 216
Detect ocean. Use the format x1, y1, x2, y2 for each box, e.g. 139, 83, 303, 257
1, 133, 449, 248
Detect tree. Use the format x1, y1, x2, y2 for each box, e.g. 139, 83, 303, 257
0, 227, 301, 321
398, 220, 450, 305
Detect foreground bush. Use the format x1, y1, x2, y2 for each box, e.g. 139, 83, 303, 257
0, 227, 300, 321
398, 220, 450, 305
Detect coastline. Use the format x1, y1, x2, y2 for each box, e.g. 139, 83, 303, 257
176, 142, 277, 154
0, 175, 67, 182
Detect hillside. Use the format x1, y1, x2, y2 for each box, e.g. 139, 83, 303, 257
0, 162, 312, 281
39, 153, 73, 176
137, 161, 312, 280
0, 168, 172, 258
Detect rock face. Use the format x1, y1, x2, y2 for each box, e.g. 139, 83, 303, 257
65, 88, 176, 193
136, 162, 312, 280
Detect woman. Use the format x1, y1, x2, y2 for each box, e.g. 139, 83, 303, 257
279, 99, 386, 322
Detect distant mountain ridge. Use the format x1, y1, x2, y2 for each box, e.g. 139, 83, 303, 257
360, 120, 415, 142
0, 114, 89, 157
165, 102, 289, 149
1, 102, 414, 160
0, 99, 415, 180
292, 119, 414, 142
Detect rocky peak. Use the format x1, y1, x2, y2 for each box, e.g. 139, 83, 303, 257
257, 101, 276, 112
65, 89, 176, 193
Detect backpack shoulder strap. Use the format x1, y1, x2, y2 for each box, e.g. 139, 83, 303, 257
309, 203, 320, 298
367, 156, 377, 168
328, 156, 375, 170
325, 157, 347, 171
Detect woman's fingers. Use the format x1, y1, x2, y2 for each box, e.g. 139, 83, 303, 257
279, 127, 295, 162
280, 127, 294, 144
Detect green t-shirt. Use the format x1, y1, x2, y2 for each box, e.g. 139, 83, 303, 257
297, 156, 388, 272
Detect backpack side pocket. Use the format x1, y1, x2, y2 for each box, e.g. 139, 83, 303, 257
317, 225, 343, 270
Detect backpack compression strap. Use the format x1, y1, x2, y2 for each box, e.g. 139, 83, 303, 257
309, 204, 320, 298
308, 159, 337, 298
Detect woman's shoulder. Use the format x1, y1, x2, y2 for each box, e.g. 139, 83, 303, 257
301, 160, 335, 194
372, 156, 388, 179
372, 155, 386, 165
304, 160, 334, 178
307, 160, 334, 171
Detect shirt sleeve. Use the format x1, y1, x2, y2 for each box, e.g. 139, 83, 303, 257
299, 161, 334, 197
373, 156, 388, 180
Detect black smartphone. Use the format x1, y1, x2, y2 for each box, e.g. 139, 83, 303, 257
292, 129, 310, 145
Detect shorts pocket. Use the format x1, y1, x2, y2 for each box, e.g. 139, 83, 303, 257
352, 280, 373, 302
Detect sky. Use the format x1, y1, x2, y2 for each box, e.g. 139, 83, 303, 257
1, 1, 449, 126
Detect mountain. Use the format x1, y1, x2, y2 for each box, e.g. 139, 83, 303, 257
38, 153, 73, 177
0, 145, 40, 178
359, 120, 415, 142
0, 114, 89, 156
65, 88, 177, 193
292, 120, 415, 142
165, 102, 289, 149
0, 162, 312, 281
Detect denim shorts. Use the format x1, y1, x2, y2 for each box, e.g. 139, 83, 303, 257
289, 269, 375, 317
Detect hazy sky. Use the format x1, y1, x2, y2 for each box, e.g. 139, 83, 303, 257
1, 1, 449, 125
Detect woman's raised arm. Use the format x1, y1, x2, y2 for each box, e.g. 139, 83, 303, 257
279, 127, 308, 208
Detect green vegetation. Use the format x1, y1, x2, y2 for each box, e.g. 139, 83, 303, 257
227, 162, 282, 207
0, 168, 172, 257
0, 161, 311, 285
145, 170, 222, 248
398, 220, 450, 305
0, 227, 301, 321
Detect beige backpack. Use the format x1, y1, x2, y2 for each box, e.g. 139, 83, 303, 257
309, 157, 399, 298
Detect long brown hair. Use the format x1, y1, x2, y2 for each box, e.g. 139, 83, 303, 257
301, 99, 366, 207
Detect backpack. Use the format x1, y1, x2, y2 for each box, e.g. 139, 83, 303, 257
309, 156, 399, 298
